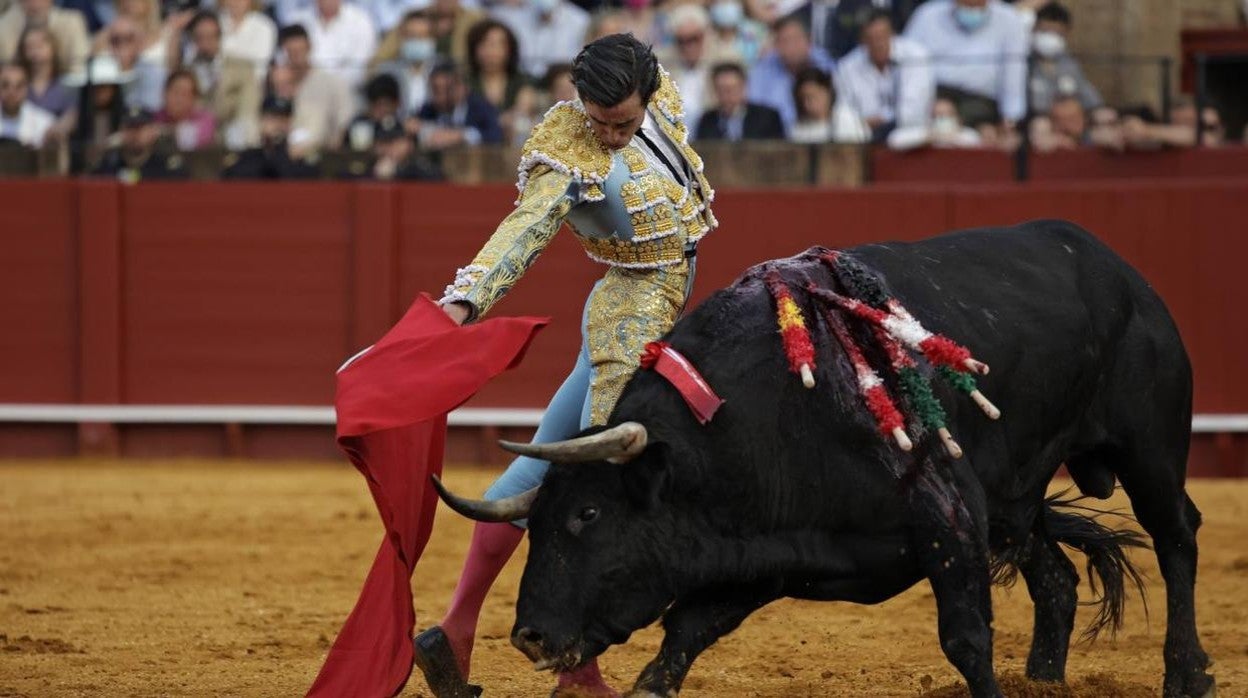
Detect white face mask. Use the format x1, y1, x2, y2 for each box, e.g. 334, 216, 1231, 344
1031, 31, 1066, 58
710, 1, 743, 28
932, 115, 958, 135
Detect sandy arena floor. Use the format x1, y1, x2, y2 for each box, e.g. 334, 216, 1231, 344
0, 460, 1245, 697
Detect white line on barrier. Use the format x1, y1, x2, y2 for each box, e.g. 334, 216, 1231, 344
0, 404, 1243, 432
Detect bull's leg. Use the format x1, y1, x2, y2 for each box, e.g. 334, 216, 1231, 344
1017, 528, 1079, 682
910, 468, 1002, 698
1118, 472, 1214, 697
627, 583, 780, 697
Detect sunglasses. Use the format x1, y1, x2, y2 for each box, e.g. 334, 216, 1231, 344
0, 80, 26, 89
676, 33, 704, 45
110, 33, 137, 45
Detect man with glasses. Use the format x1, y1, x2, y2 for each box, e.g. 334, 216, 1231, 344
0, 62, 55, 146
657, 3, 741, 128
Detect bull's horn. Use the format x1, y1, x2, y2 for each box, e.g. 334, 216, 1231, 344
430, 475, 537, 522
499, 422, 649, 464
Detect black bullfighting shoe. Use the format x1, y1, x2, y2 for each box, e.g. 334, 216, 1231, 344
412, 627, 483, 698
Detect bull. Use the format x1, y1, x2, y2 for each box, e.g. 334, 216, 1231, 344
434, 221, 1215, 698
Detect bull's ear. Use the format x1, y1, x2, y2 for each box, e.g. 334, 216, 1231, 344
621, 444, 670, 510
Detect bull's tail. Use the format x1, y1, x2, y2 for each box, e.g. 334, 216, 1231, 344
1044, 490, 1150, 641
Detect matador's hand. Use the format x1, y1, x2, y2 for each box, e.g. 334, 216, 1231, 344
442, 302, 470, 325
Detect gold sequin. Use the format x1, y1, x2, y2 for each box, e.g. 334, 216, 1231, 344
585, 262, 690, 425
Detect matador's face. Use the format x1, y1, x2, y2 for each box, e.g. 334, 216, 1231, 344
583, 91, 646, 151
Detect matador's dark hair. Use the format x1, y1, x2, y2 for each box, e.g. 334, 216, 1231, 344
571, 33, 659, 108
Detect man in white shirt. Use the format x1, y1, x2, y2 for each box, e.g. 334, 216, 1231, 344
835, 9, 933, 140
490, 0, 589, 78
290, 0, 378, 88
0, 62, 54, 147
902, 0, 1026, 127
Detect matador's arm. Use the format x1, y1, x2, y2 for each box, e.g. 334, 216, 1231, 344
440, 166, 579, 320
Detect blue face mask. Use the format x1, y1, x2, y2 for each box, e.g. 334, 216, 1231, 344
709, 1, 743, 28
953, 5, 988, 32
400, 38, 435, 64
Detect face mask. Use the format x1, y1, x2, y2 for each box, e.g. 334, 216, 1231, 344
932, 115, 958, 135
1031, 31, 1065, 58
709, 1, 743, 28
400, 38, 435, 64
953, 5, 988, 32
532, 0, 559, 14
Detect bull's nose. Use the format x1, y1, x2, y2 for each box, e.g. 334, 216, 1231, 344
511, 626, 545, 661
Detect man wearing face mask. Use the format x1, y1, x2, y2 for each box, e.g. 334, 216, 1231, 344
903, 0, 1027, 130
708, 0, 767, 65
414, 33, 716, 698
490, 0, 590, 77
375, 9, 437, 115
1027, 2, 1101, 114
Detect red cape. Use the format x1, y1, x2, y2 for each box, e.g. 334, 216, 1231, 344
307, 295, 546, 697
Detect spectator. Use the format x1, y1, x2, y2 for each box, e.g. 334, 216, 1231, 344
746, 15, 834, 128
156, 68, 216, 149
343, 72, 401, 150
347, 115, 441, 179
612, 0, 660, 46
65, 54, 129, 152
1028, 96, 1124, 151
1028, 2, 1101, 114
708, 0, 767, 65
218, 0, 276, 77
91, 104, 188, 181
56, 0, 114, 34
16, 26, 75, 135
834, 9, 933, 142
0, 62, 55, 146
656, 4, 740, 128
490, 0, 591, 78
1122, 96, 1226, 149
695, 61, 784, 141
903, 0, 1028, 128
887, 95, 982, 149
414, 62, 502, 149
95, 16, 166, 109
221, 95, 320, 178
0, 0, 91, 74
271, 23, 354, 151
788, 65, 869, 143
180, 11, 260, 149
587, 9, 628, 42
465, 18, 536, 144
537, 61, 574, 110
358, 0, 429, 35
373, 10, 437, 116
783, 0, 909, 60
430, 0, 485, 67
289, 0, 378, 88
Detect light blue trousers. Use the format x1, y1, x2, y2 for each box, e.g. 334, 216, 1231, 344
482, 286, 597, 525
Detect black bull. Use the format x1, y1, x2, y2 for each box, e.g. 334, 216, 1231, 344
434, 221, 1215, 698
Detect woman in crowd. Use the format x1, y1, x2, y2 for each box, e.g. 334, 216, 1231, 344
788, 66, 868, 144
707, 0, 767, 65
156, 68, 216, 149
218, 0, 276, 77
464, 19, 535, 144
17, 27, 76, 135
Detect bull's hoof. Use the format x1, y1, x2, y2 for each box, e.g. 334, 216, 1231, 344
1163, 672, 1215, 698
412, 627, 483, 698
622, 691, 669, 698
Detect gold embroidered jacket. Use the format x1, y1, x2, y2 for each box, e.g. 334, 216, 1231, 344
439, 68, 717, 425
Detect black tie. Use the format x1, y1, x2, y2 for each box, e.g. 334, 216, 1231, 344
635, 128, 686, 185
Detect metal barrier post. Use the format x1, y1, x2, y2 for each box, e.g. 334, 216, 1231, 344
1195, 53, 1208, 147
1160, 56, 1172, 121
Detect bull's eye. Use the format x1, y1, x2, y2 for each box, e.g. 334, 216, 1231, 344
578, 507, 599, 523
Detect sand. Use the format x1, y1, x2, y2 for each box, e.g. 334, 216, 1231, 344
1, 460, 1245, 697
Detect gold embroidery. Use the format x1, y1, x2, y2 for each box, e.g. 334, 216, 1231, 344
585, 263, 690, 425
451, 167, 576, 317
620, 180, 644, 212
621, 148, 648, 176
578, 232, 686, 267
516, 103, 611, 200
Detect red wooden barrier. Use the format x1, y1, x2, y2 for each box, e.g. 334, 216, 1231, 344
1, 178, 1246, 471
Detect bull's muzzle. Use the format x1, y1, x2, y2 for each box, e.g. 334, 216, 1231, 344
511, 626, 580, 672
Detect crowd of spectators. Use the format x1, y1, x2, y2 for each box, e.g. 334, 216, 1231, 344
0, 0, 1241, 181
